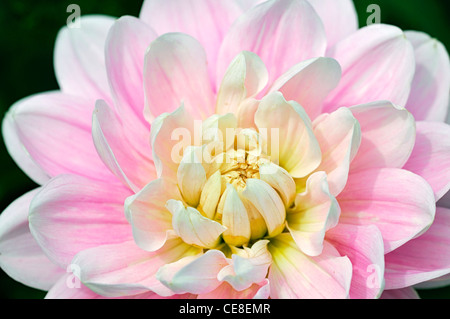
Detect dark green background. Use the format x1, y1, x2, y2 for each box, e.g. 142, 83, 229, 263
0, 0, 449, 299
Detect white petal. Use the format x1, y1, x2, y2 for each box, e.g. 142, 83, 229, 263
220, 184, 252, 247
242, 179, 286, 238
167, 200, 226, 249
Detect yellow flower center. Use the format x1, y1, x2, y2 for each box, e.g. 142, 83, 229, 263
177, 128, 292, 250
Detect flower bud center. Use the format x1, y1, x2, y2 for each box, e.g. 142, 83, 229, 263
219, 149, 269, 191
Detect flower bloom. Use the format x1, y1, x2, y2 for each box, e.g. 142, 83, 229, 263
1, 0, 450, 299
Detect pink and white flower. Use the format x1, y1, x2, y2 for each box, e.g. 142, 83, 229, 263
1, 0, 450, 299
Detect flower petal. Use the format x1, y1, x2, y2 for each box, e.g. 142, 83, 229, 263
157, 250, 229, 294
268, 234, 352, 299
54, 15, 114, 102
326, 224, 385, 299
4, 92, 115, 182
139, 0, 243, 86
242, 179, 286, 238
0, 189, 65, 290
380, 288, 420, 299
384, 207, 450, 289
349, 101, 416, 172
236, 98, 260, 129
216, 51, 268, 116
287, 172, 340, 256
254, 92, 322, 178
414, 274, 450, 290
219, 184, 252, 247
167, 200, 226, 249
29, 174, 133, 267
150, 106, 196, 181
307, 0, 358, 48
439, 191, 450, 209
269, 57, 342, 120
403, 121, 450, 201
92, 100, 156, 192
338, 168, 436, 253
404, 30, 432, 48
197, 280, 270, 299
125, 178, 182, 252
217, 0, 327, 87
199, 170, 223, 220
45, 274, 191, 299
218, 240, 271, 291
259, 162, 296, 208
72, 238, 200, 297
105, 16, 156, 153
324, 24, 415, 112
177, 146, 207, 207
144, 33, 215, 121
312, 107, 361, 196
405, 31, 450, 122
2, 104, 49, 185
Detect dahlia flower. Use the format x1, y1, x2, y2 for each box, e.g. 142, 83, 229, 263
1, 0, 450, 299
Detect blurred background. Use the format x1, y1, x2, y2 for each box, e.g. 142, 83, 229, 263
0, 0, 449, 299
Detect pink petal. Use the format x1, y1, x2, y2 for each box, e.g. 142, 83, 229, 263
403, 121, 450, 201
326, 224, 385, 299
414, 273, 450, 290
0, 189, 65, 290
143, 33, 215, 120
236, 98, 259, 129
4, 92, 116, 182
28, 174, 133, 267
405, 31, 450, 122
312, 107, 361, 196
139, 0, 243, 86
54, 15, 114, 103
380, 288, 420, 299
46, 274, 191, 299
216, 51, 268, 116
307, 0, 358, 48
217, 240, 272, 291
150, 106, 196, 181
197, 280, 270, 299
349, 101, 416, 172
92, 100, 156, 191
2, 105, 49, 185
254, 92, 322, 178
269, 57, 342, 120
105, 16, 157, 153
72, 238, 201, 297
157, 250, 228, 295
217, 0, 327, 87
46, 274, 103, 299
125, 178, 182, 252
338, 168, 436, 253
384, 207, 450, 289
324, 24, 415, 112
268, 234, 352, 299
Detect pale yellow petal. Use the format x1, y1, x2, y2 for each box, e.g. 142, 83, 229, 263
167, 200, 226, 249
220, 184, 251, 247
